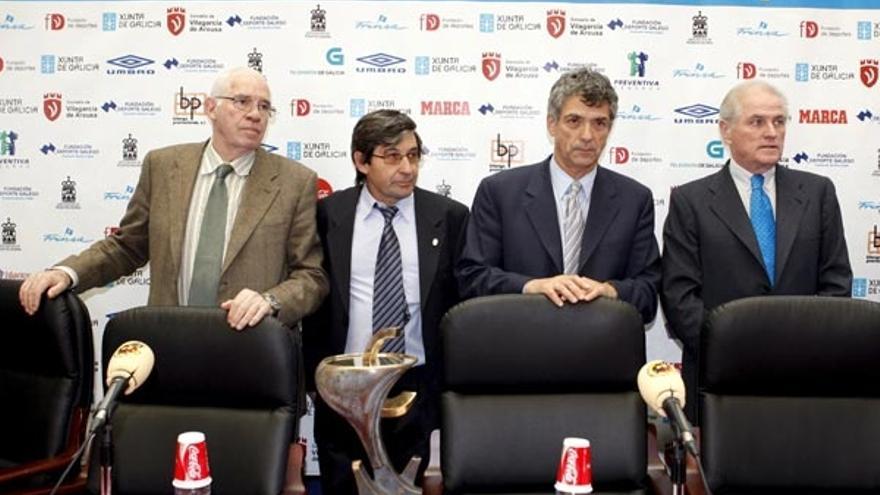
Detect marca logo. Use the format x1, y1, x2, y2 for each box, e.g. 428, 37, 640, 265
800, 20, 819, 38
609, 147, 629, 164
420, 101, 471, 116
291, 99, 311, 116
482, 52, 501, 81
167, 7, 185, 36
861, 59, 878, 88
547, 10, 566, 38
737, 62, 756, 79
43, 93, 62, 121
45, 13, 65, 30
421, 14, 439, 31
799, 109, 848, 124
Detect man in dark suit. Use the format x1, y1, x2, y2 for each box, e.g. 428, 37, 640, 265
661, 80, 852, 421
307, 110, 468, 494
456, 68, 660, 323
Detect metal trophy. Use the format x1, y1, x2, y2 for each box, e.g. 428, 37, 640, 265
315, 327, 421, 494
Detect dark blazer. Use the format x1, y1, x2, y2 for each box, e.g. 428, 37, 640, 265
456, 158, 661, 323
304, 185, 468, 392
661, 163, 852, 420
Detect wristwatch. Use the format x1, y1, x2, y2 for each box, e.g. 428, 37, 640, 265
262, 292, 282, 316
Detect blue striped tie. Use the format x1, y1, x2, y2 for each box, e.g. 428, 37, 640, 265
749, 174, 776, 286
372, 204, 409, 353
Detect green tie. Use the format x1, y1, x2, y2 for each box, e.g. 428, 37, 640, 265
188, 164, 234, 306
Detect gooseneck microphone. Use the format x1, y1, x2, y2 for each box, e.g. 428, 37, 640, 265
637, 360, 698, 457
90, 340, 155, 434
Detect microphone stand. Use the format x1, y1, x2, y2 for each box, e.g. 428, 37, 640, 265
100, 420, 113, 495
664, 437, 687, 495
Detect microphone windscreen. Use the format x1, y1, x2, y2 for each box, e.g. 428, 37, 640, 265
637, 360, 686, 416
106, 340, 155, 394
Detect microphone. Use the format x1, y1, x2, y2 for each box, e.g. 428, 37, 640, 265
91, 340, 155, 433
637, 360, 699, 457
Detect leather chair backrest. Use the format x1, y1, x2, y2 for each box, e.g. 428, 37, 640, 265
701, 296, 880, 492
441, 295, 647, 494
0, 279, 93, 466
89, 306, 303, 495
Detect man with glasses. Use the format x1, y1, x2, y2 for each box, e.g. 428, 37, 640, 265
456, 68, 660, 323
661, 80, 852, 422
19, 66, 328, 331
305, 110, 468, 494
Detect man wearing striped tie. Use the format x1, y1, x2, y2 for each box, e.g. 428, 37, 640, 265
306, 110, 468, 494
661, 80, 852, 423
457, 68, 661, 324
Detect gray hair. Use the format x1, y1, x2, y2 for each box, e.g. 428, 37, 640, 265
719, 80, 789, 123
210, 67, 269, 98
547, 68, 618, 122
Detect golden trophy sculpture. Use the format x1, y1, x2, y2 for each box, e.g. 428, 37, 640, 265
315, 327, 422, 495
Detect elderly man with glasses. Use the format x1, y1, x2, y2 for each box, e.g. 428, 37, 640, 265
20, 66, 328, 331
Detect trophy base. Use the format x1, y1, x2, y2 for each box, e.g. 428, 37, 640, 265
353, 456, 421, 495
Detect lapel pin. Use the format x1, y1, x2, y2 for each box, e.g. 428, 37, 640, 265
432, 238, 439, 247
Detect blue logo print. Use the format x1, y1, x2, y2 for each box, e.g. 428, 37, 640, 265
480, 14, 494, 33
350, 99, 365, 118
795, 63, 810, 82
41, 55, 55, 74
415, 56, 430, 75
103, 12, 117, 31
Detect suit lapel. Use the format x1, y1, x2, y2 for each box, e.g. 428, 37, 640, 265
774, 165, 807, 280
222, 148, 280, 272
167, 142, 206, 277
325, 188, 358, 315
414, 189, 442, 304
708, 163, 764, 266
524, 160, 564, 273
579, 167, 620, 269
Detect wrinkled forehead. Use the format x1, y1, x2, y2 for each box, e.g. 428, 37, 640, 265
226, 73, 271, 100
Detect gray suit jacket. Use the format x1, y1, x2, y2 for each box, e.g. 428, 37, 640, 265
62, 142, 328, 325
661, 162, 852, 419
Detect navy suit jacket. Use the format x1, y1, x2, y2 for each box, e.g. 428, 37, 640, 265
661, 163, 852, 419
303, 185, 468, 393
456, 158, 661, 323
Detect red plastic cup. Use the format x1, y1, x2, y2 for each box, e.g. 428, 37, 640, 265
555, 437, 593, 493
173, 431, 212, 489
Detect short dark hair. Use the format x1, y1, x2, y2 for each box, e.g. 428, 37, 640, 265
351, 110, 422, 185
547, 68, 618, 122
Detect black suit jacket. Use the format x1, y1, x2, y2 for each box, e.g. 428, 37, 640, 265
304, 185, 468, 393
661, 163, 852, 419
456, 158, 661, 323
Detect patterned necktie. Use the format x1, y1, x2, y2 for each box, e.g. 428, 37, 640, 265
188, 164, 234, 306
372, 204, 409, 353
562, 181, 586, 275
750, 174, 776, 286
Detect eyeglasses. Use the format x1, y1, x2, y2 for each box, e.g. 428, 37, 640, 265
372, 150, 421, 166
215, 95, 277, 118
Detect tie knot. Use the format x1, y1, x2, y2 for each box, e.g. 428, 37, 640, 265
750, 174, 764, 190
215, 164, 234, 180
567, 181, 583, 196
375, 204, 398, 224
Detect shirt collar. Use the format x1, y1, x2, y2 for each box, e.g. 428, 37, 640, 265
357, 185, 415, 222
202, 139, 256, 177
729, 158, 776, 187
550, 154, 597, 202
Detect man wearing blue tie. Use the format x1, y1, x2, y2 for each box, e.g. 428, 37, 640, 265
661, 80, 853, 422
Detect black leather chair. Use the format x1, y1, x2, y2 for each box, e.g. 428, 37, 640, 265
87, 306, 304, 495
700, 296, 880, 495
441, 294, 649, 495
0, 279, 94, 494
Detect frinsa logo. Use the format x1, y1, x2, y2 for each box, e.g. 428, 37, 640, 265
799, 109, 848, 124
421, 101, 471, 116
106, 54, 155, 75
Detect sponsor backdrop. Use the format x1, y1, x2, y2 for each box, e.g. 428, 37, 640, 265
1, 0, 879, 475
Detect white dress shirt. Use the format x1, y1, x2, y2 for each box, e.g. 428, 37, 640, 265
729, 159, 777, 219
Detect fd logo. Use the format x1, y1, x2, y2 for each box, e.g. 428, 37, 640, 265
546, 10, 566, 38
291, 99, 311, 117
44, 93, 62, 121
167, 7, 186, 36
482, 52, 501, 81
737, 62, 756, 79
610, 147, 630, 164
861, 59, 878, 88
45, 13, 65, 30
800, 20, 819, 38
421, 14, 439, 31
